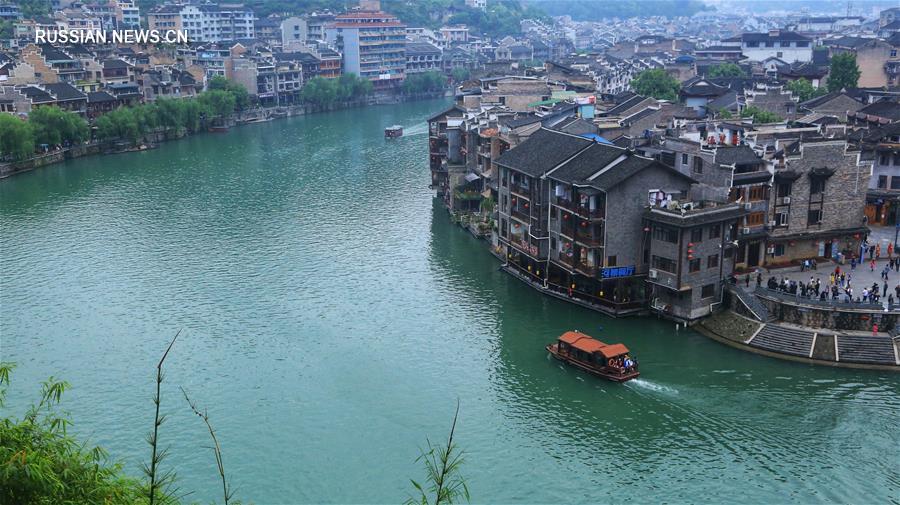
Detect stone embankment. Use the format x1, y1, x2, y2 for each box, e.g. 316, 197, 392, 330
696, 288, 900, 370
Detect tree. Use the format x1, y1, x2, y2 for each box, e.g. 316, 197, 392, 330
207, 75, 251, 111
402, 71, 449, 95
630, 69, 680, 101
715, 108, 733, 119
300, 77, 338, 108
198, 90, 236, 120
827, 52, 861, 92
787, 78, 827, 102
0, 364, 149, 505
741, 106, 783, 123
0, 115, 35, 160
28, 106, 89, 147
707, 63, 744, 78
451, 68, 470, 82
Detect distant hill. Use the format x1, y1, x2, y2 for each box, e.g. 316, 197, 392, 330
525, 0, 710, 20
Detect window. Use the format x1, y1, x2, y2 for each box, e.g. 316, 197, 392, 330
808, 209, 822, 225
747, 212, 765, 226
879, 175, 889, 189
892, 50, 898, 57
651, 255, 676, 273
776, 211, 789, 226
773, 243, 785, 257
681, 153, 688, 165
776, 182, 792, 198
607, 255, 617, 267
747, 41, 759, 47
776, 51, 783, 58
709, 224, 721, 239
690, 228, 703, 243
810, 178, 825, 195
689, 258, 701, 272
708, 254, 719, 269
701, 284, 716, 299
500, 219, 508, 238
892, 177, 900, 190
653, 225, 679, 243
748, 185, 766, 201
880, 153, 890, 165
693, 157, 703, 174
894, 153, 900, 166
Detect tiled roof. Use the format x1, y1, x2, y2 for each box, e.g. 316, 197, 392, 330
549, 142, 627, 183
44, 82, 87, 101
715, 145, 762, 166
494, 128, 592, 177
588, 154, 694, 190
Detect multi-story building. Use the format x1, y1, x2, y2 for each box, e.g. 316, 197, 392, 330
766, 138, 871, 265
645, 201, 746, 321
859, 124, 900, 227
325, 7, 406, 89
405, 41, 441, 74
149, 3, 254, 43
721, 30, 813, 63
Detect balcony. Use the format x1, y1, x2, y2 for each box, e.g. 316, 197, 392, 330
575, 262, 598, 277
510, 183, 531, 198
575, 230, 604, 248
511, 207, 530, 223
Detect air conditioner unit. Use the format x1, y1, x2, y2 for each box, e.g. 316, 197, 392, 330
782, 196, 791, 204
742, 227, 751, 235
767, 246, 775, 254
744, 203, 752, 210
768, 220, 776, 227
648, 269, 659, 279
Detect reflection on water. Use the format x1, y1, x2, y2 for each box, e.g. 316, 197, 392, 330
1, 99, 898, 504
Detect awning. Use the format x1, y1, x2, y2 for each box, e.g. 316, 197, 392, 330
774, 170, 802, 182
464, 173, 481, 182
809, 167, 836, 178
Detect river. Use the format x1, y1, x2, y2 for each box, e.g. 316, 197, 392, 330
1, 99, 898, 504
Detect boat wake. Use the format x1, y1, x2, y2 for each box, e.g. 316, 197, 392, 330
402, 124, 428, 136
626, 378, 679, 395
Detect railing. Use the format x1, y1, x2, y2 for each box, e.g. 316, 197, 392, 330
510, 183, 531, 198
575, 232, 603, 247
510, 208, 530, 223
756, 287, 885, 310
575, 263, 599, 277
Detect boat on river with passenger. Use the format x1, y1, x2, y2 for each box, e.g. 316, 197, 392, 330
546, 330, 639, 382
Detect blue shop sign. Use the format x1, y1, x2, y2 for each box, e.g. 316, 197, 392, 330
601, 265, 635, 278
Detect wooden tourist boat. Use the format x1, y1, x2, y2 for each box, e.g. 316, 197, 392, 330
385, 125, 403, 138
546, 330, 639, 382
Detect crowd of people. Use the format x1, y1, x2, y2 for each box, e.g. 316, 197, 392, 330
744, 261, 900, 306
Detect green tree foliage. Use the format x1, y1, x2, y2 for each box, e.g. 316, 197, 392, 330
16, 0, 53, 17
28, 107, 89, 147
740, 106, 783, 123
208, 75, 251, 111
787, 78, 827, 102
198, 90, 236, 120
630, 69, 680, 101
828, 52, 861, 92
447, 0, 547, 37
0, 364, 150, 505
0, 20, 14, 39
407, 402, 468, 505
451, 68, 471, 82
707, 63, 744, 78
402, 71, 449, 95
715, 108, 733, 119
0, 115, 35, 161
301, 74, 372, 108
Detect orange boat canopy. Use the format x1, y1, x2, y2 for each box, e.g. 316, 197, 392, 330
558, 331, 630, 358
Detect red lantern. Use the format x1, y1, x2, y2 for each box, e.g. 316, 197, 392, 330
563, 214, 568, 219
524, 202, 529, 208
687, 249, 694, 254
688, 255, 694, 259
688, 242, 694, 247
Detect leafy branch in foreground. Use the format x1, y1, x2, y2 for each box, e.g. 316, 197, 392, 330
181, 387, 235, 505
0, 362, 148, 505
406, 400, 469, 505
143, 330, 181, 505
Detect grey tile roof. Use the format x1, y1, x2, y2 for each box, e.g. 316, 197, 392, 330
587, 154, 694, 190
715, 145, 762, 166
494, 128, 592, 177
44, 82, 87, 101
549, 142, 627, 183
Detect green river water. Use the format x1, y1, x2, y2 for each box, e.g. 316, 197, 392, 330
1, 99, 898, 504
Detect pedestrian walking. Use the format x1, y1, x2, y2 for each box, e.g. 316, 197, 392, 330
873, 323, 879, 336
745, 274, 750, 287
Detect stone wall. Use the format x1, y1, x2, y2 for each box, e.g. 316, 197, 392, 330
757, 291, 899, 331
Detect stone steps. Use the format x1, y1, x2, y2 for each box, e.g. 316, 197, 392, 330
836, 335, 897, 365
751, 325, 814, 357
731, 286, 774, 322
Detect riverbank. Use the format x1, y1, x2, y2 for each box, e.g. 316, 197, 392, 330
0, 91, 447, 180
